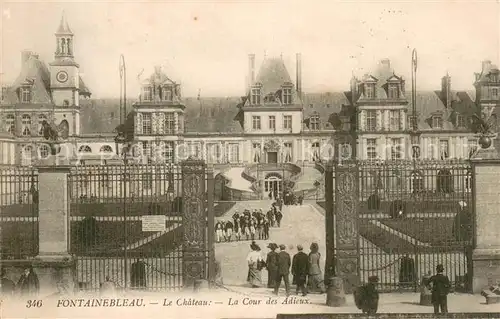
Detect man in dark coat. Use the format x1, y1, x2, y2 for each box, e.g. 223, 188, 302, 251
452, 201, 472, 242
291, 245, 309, 296
355, 275, 379, 315
274, 244, 291, 296
275, 209, 283, 228
17, 266, 39, 296
266, 243, 279, 288
428, 264, 450, 314
399, 254, 416, 288
131, 259, 147, 289
1, 268, 16, 297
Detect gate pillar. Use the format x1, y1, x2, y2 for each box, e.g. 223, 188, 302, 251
181, 158, 208, 289
334, 161, 359, 293
470, 149, 500, 293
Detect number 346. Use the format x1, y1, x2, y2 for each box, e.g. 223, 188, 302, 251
26, 300, 43, 308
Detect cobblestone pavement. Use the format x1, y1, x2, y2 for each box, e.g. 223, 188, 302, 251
215, 202, 326, 288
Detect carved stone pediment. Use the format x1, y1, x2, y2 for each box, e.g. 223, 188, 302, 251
264, 140, 280, 152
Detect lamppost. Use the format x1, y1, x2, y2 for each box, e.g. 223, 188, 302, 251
114, 54, 131, 290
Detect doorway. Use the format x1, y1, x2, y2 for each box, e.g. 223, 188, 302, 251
267, 152, 278, 163
264, 173, 282, 199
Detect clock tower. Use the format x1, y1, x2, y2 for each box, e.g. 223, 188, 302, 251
49, 13, 80, 107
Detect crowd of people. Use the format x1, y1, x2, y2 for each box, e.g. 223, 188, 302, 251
245, 241, 326, 296
215, 203, 284, 243
0, 266, 40, 298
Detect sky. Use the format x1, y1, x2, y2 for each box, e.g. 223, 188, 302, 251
1, 0, 499, 98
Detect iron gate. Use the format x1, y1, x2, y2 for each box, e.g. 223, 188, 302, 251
69, 159, 215, 291
326, 159, 474, 293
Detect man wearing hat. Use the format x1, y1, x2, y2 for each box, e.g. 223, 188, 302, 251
292, 245, 309, 296
266, 243, 279, 288
274, 244, 291, 296
428, 264, 450, 314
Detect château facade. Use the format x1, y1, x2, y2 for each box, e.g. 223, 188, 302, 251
1, 14, 499, 200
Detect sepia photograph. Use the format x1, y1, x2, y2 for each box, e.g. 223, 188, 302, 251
0, 0, 500, 318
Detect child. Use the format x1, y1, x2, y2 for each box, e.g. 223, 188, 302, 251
428, 264, 450, 314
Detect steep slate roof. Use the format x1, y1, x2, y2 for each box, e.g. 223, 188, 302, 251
358, 59, 407, 101
254, 57, 293, 94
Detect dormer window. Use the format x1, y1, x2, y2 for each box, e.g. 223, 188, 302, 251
282, 87, 292, 105
310, 115, 320, 130
432, 116, 443, 129
251, 87, 261, 105
365, 84, 375, 99
456, 114, 466, 128
20, 87, 31, 103
388, 84, 399, 99
143, 86, 153, 101
163, 88, 172, 101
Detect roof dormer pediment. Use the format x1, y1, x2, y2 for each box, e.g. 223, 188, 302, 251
387, 74, 402, 82
362, 74, 378, 83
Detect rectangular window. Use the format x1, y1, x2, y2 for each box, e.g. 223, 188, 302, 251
366, 139, 377, 159
228, 144, 239, 163
388, 84, 399, 99
143, 87, 153, 101
366, 110, 377, 131
391, 138, 402, 160
310, 116, 320, 130
284, 142, 293, 162
269, 116, 276, 130
165, 113, 175, 134
283, 115, 292, 130
440, 140, 450, 159
251, 88, 261, 105
283, 88, 292, 105
21, 88, 31, 103
252, 116, 261, 130
164, 142, 174, 163
366, 84, 375, 99
142, 141, 151, 157
492, 88, 499, 100
142, 113, 152, 134
389, 110, 401, 131
252, 143, 261, 163
432, 116, 443, 129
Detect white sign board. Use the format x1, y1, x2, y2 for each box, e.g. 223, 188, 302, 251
141, 215, 166, 232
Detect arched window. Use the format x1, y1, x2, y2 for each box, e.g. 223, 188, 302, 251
21, 114, 31, 136
22, 145, 33, 166
410, 171, 424, 193
437, 169, 453, 193
38, 144, 50, 159
5, 114, 15, 134
79, 145, 92, 153
100, 145, 113, 153
38, 114, 47, 136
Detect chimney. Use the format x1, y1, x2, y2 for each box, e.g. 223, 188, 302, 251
482, 60, 492, 72
248, 54, 255, 90
350, 76, 358, 99
21, 50, 32, 65
380, 58, 391, 69
441, 75, 451, 108
296, 53, 302, 97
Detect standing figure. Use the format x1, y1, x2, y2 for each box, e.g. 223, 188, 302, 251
263, 217, 270, 239
275, 209, 283, 228
17, 266, 39, 297
244, 218, 251, 240
274, 244, 291, 296
1, 268, 16, 297
131, 259, 147, 289
266, 243, 279, 288
292, 245, 309, 296
249, 219, 256, 241
355, 276, 379, 315
307, 242, 326, 293
267, 209, 275, 227
246, 241, 264, 288
428, 264, 450, 314
399, 254, 416, 289
215, 222, 223, 243
234, 217, 241, 241
224, 220, 234, 242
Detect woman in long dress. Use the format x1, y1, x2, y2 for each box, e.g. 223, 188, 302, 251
307, 242, 326, 293
246, 241, 264, 288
